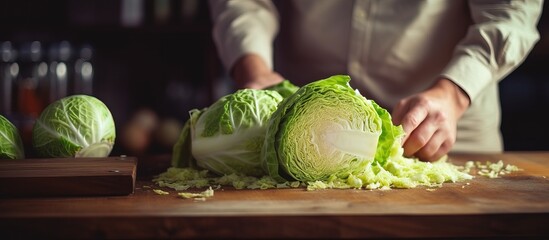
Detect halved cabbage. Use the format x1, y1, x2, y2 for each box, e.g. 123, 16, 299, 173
262, 75, 404, 182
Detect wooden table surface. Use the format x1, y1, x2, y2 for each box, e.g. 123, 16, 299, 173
1, 152, 548, 239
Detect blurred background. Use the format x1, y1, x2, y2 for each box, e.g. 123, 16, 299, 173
0, 0, 226, 158
1, 0, 548, 158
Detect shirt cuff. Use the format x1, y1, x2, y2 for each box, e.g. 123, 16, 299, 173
439, 53, 493, 102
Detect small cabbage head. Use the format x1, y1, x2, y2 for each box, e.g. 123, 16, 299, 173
262, 75, 405, 182
172, 89, 284, 177
32, 95, 116, 158
0, 115, 25, 159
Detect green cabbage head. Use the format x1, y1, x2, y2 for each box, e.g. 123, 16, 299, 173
262, 75, 405, 182
32, 95, 116, 158
173, 89, 284, 177
0, 115, 25, 159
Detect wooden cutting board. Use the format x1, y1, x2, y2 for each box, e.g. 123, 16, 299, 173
0, 156, 137, 197
0, 153, 547, 238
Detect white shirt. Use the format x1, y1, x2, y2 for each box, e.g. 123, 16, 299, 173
209, 0, 543, 152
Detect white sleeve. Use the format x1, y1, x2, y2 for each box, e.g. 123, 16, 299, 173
440, 0, 543, 101
208, 0, 279, 71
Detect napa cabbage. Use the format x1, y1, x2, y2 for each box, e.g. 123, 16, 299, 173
172, 89, 284, 177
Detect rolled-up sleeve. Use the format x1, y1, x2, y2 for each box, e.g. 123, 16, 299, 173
208, 0, 279, 71
440, 0, 543, 102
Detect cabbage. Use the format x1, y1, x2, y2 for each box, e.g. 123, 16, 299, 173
32, 95, 116, 158
0, 115, 25, 159
262, 75, 403, 182
164, 75, 472, 190
263, 79, 300, 98
172, 89, 284, 177
171, 108, 203, 168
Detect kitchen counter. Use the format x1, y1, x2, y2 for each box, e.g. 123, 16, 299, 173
1, 152, 548, 239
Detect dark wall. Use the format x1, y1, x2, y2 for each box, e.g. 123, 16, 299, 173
499, 2, 549, 151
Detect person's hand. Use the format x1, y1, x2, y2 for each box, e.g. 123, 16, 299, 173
391, 78, 470, 162
231, 54, 284, 89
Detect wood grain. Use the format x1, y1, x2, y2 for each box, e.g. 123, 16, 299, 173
0, 156, 137, 197
0, 152, 548, 239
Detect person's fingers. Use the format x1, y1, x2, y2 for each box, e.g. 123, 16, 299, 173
391, 99, 408, 126
407, 110, 456, 161
402, 114, 437, 157
413, 130, 449, 161
397, 101, 429, 144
